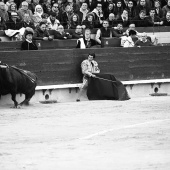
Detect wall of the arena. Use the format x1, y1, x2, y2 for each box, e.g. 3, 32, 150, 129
0, 46, 170, 86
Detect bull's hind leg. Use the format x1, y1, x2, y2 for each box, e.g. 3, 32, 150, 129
11, 93, 18, 108
19, 90, 35, 106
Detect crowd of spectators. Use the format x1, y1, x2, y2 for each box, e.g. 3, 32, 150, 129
0, 0, 170, 48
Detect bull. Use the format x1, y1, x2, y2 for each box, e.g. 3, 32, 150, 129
0, 62, 37, 108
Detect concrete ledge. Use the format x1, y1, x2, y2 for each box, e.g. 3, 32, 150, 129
36, 79, 170, 90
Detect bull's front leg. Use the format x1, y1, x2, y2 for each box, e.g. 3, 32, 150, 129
11, 93, 19, 108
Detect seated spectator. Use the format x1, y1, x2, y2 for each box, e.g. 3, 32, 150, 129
82, 13, 96, 29
0, 16, 6, 30
135, 0, 151, 16
7, 3, 18, 19
18, 1, 33, 21
135, 32, 153, 47
30, 0, 40, 13
112, 23, 124, 37
146, 8, 163, 26
53, 24, 72, 39
125, 0, 136, 21
6, 12, 23, 30
46, 12, 60, 30
162, 11, 170, 26
65, 0, 79, 13
76, 28, 98, 49
95, 20, 113, 45
33, 21, 53, 40
104, 2, 115, 19
33, 5, 44, 27
107, 13, 117, 28
0, 2, 9, 22
69, 14, 80, 29
132, 10, 149, 27
162, 0, 170, 18
114, 0, 124, 20
77, 2, 89, 23
5, 0, 15, 11
71, 25, 83, 39
22, 13, 35, 29
50, 3, 61, 21
117, 9, 130, 27
21, 27, 38, 50
154, 0, 163, 19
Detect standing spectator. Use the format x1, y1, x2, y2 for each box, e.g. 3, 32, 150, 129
71, 25, 83, 39
146, 8, 163, 26
125, 0, 136, 21
21, 27, 38, 50
132, 10, 149, 27
95, 20, 113, 45
33, 4, 44, 26
107, 13, 117, 28
76, 28, 98, 48
53, 24, 72, 39
154, 0, 163, 19
162, 0, 170, 18
18, 1, 33, 21
0, 2, 9, 22
114, 0, 124, 19
46, 12, 60, 30
69, 13, 80, 29
135, 0, 151, 16
162, 11, 170, 26
33, 21, 53, 40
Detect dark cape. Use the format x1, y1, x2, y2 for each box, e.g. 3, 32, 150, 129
87, 73, 130, 101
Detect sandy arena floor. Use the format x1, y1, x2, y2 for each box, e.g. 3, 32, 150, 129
0, 96, 170, 170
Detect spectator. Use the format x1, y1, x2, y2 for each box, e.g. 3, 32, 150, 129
135, 0, 150, 16
77, 2, 89, 23
51, 3, 61, 20
33, 21, 53, 40
65, 0, 80, 13
125, 0, 136, 20
162, 11, 170, 26
41, 0, 50, 14
114, 0, 124, 20
7, 3, 18, 19
6, 12, 23, 30
30, 0, 40, 13
21, 27, 38, 50
135, 32, 153, 47
106, 13, 117, 28
146, 8, 163, 26
0, 16, 7, 30
162, 0, 170, 18
46, 12, 60, 30
33, 5, 44, 26
69, 13, 80, 29
71, 25, 83, 39
25, 0, 33, 12
91, 3, 104, 28
5, 0, 15, 11
76, 28, 98, 49
122, 0, 129, 9
104, 2, 115, 19
82, 12, 96, 29
117, 9, 130, 27
132, 10, 149, 27
18, 1, 33, 21
154, 0, 163, 19
22, 13, 35, 29
95, 20, 113, 45
0, 2, 9, 22
112, 23, 124, 37
53, 24, 72, 39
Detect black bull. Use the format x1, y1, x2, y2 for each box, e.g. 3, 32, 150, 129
0, 63, 37, 108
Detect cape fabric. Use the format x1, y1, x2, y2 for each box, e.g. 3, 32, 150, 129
87, 73, 130, 101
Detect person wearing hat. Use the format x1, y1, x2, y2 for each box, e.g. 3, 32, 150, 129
21, 27, 38, 50
46, 12, 60, 31
76, 53, 100, 102
6, 12, 23, 30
